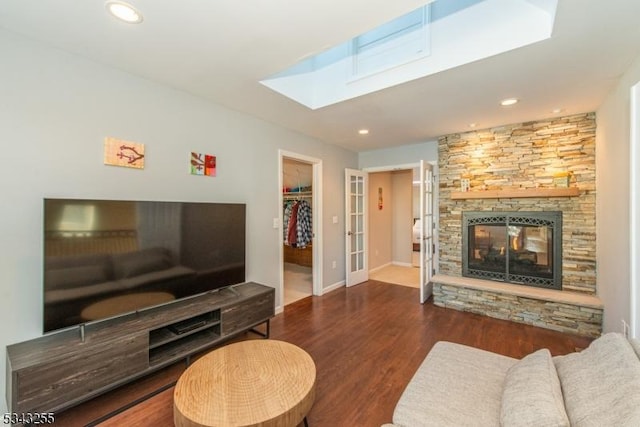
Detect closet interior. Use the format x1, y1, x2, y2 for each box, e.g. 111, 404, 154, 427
282, 158, 313, 305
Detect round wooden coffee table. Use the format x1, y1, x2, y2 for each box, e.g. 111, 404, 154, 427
174, 339, 316, 427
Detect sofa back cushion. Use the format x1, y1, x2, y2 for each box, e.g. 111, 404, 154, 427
554, 333, 640, 427
501, 348, 569, 427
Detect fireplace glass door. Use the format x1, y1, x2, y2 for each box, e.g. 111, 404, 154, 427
462, 212, 562, 289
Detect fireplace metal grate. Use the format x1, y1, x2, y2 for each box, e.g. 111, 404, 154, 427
462, 211, 562, 290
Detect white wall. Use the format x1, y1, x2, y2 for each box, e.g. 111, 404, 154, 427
391, 170, 413, 265
595, 53, 640, 333
368, 170, 415, 269
0, 29, 357, 408
358, 140, 438, 169
368, 172, 393, 270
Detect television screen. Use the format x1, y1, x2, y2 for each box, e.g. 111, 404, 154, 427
43, 198, 246, 333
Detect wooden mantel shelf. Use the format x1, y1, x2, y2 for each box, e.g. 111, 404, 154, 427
451, 187, 580, 200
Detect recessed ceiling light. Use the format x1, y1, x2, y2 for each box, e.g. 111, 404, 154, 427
500, 98, 519, 106
551, 108, 563, 114
469, 123, 477, 128
106, 1, 143, 24
358, 129, 369, 135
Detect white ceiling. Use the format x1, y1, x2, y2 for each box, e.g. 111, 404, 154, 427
1, 0, 639, 153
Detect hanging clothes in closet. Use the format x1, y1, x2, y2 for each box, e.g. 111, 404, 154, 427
283, 199, 312, 249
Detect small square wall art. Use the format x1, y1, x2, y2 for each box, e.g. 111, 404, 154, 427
104, 137, 145, 169
190, 152, 216, 177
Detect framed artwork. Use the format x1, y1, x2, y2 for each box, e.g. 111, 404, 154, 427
104, 137, 145, 169
190, 152, 216, 177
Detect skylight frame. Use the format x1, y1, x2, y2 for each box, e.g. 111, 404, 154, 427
349, 5, 431, 81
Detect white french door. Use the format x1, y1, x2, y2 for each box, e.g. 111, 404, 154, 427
345, 169, 368, 286
419, 160, 435, 303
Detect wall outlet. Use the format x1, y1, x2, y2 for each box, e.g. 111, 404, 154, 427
622, 319, 630, 338
272, 218, 279, 228
332, 260, 336, 269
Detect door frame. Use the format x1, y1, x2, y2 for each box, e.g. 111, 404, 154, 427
278, 150, 323, 307
362, 161, 439, 291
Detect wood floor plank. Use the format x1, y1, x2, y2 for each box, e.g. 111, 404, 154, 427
55, 281, 592, 427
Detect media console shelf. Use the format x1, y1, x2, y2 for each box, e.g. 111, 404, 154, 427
149, 310, 222, 366
6, 282, 275, 415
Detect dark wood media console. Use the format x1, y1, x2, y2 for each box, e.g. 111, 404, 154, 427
6, 282, 275, 415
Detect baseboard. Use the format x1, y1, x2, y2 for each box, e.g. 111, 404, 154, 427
321, 280, 345, 295
392, 261, 413, 268
276, 280, 345, 310
369, 262, 392, 274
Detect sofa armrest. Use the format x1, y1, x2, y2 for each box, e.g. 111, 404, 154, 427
390, 341, 516, 427
554, 333, 640, 426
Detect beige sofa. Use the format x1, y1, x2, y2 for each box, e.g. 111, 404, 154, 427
384, 333, 640, 427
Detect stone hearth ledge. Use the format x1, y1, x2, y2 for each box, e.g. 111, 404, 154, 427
432, 274, 603, 338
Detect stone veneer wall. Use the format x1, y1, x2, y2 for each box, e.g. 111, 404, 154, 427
433, 283, 603, 338
438, 112, 596, 294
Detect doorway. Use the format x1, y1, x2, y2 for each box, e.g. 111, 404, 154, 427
362, 162, 438, 301
367, 168, 419, 288
279, 151, 323, 308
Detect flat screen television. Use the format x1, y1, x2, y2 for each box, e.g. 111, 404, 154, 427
43, 198, 246, 333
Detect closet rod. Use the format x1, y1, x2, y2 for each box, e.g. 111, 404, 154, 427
283, 193, 312, 200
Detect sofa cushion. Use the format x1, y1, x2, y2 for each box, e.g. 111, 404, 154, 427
392, 341, 516, 427
554, 333, 640, 427
501, 348, 569, 427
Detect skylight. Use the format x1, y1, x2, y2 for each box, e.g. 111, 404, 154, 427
351, 6, 430, 79
260, 0, 558, 110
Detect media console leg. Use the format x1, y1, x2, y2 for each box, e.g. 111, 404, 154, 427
249, 319, 270, 339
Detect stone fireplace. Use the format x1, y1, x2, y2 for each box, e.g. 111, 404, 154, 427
432, 112, 602, 337
462, 211, 562, 290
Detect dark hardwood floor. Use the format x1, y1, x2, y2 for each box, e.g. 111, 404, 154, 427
54, 280, 592, 427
